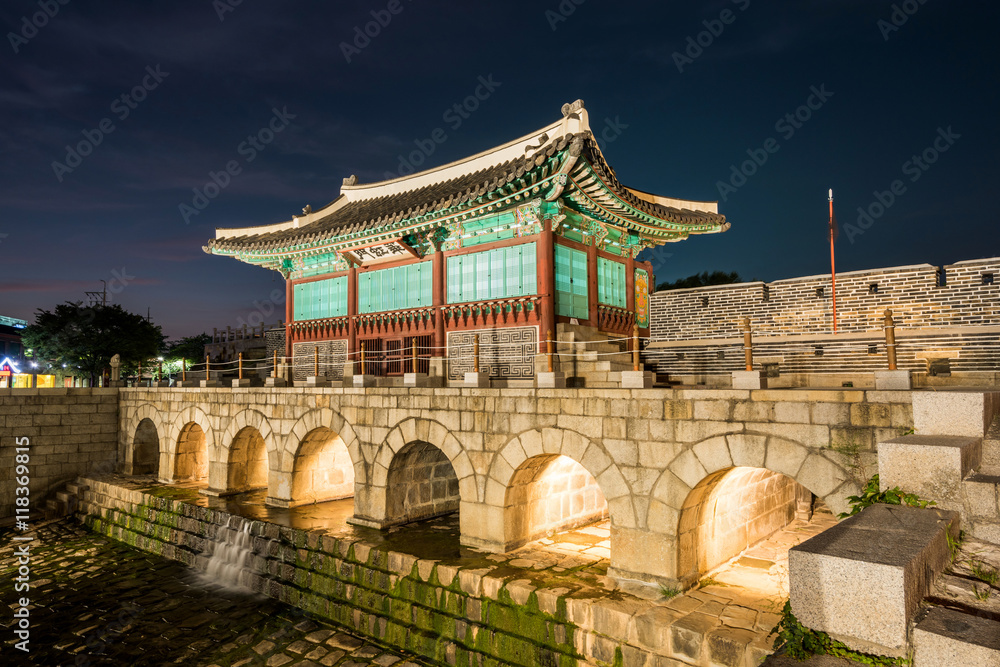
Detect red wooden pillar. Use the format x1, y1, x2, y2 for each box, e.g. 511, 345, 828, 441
626, 253, 636, 316
433, 248, 446, 358
285, 278, 294, 358
348, 266, 358, 371
587, 241, 598, 329
538, 219, 556, 355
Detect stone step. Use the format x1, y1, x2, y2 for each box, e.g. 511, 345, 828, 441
962, 470, 1000, 545
789, 504, 960, 658
912, 391, 1000, 438
913, 606, 1000, 667
983, 415, 1000, 468
65, 482, 89, 495
877, 435, 982, 511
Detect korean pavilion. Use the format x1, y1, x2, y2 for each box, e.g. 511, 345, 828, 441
204, 100, 729, 384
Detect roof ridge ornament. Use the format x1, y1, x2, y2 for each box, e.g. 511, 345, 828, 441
343, 174, 358, 186
561, 99, 585, 118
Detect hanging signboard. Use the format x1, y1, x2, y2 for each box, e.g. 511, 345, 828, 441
635, 268, 650, 329
341, 238, 418, 266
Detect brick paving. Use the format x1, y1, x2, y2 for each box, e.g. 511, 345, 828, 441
0, 520, 430, 667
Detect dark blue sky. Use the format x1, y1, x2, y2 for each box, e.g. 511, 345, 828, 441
1, 0, 997, 339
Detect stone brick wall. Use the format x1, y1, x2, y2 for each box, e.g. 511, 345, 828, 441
0, 389, 118, 520
386, 441, 460, 525
78, 477, 780, 667
646, 257, 1000, 378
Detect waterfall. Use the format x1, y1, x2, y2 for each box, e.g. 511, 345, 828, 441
203, 518, 255, 590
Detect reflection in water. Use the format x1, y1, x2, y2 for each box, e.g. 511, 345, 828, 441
141, 479, 472, 561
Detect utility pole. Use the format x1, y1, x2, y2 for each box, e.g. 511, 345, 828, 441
84, 280, 108, 307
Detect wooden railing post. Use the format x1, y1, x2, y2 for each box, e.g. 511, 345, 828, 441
205, 355, 210, 382
273, 349, 278, 378
238, 353, 243, 380
632, 324, 640, 372
883, 309, 898, 371
313, 345, 319, 377
474, 334, 481, 373
360, 345, 366, 376
742, 318, 753, 372
547, 329, 554, 373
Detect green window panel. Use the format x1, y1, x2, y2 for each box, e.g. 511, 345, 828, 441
554, 244, 589, 319
293, 276, 348, 321
358, 262, 432, 314
597, 257, 627, 308
446, 242, 537, 304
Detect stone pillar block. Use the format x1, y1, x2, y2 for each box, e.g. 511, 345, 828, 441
404, 373, 428, 387
464, 372, 490, 388
305, 376, 330, 387
875, 370, 912, 390
731, 371, 766, 390
352, 375, 376, 388
620, 371, 653, 389
536, 372, 566, 388
877, 434, 981, 510
231, 378, 253, 388
265, 377, 287, 387
789, 504, 959, 657
199, 379, 223, 388
912, 391, 1000, 437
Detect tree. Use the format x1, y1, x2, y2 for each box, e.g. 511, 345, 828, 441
165, 333, 211, 362
22, 303, 164, 386
656, 271, 743, 291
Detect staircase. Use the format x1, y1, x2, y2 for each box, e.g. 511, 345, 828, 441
44, 480, 90, 520
553, 323, 639, 388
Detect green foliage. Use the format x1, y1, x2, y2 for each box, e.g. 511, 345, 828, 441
946, 531, 964, 564
658, 584, 681, 600
21, 302, 164, 383
655, 270, 742, 291
698, 577, 727, 589
969, 559, 999, 587
973, 585, 992, 601
838, 475, 936, 519
771, 601, 910, 666
165, 333, 211, 362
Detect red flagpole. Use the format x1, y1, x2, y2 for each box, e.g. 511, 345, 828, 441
829, 189, 838, 334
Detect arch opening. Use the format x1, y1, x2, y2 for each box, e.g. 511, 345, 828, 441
227, 427, 268, 495
504, 454, 608, 554
132, 418, 160, 476
174, 422, 208, 483
385, 441, 459, 526
291, 427, 355, 506
677, 466, 834, 596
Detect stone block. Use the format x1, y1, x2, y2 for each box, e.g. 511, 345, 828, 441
231, 378, 253, 388
731, 371, 766, 390
403, 373, 428, 387
306, 376, 330, 387
913, 391, 1000, 437
463, 372, 490, 388
536, 372, 567, 388
199, 379, 223, 388
913, 606, 1000, 667
352, 375, 376, 388
874, 370, 912, 391
265, 377, 287, 387
789, 504, 960, 657
620, 371, 653, 389
877, 435, 981, 509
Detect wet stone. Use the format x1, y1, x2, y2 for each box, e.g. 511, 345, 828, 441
0, 519, 431, 666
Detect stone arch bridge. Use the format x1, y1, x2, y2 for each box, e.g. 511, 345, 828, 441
119, 387, 912, 586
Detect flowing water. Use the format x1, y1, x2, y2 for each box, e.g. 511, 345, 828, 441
203, 517, 256, 590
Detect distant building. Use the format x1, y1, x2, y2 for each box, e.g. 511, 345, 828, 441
205, 101, 728, 382
0, 315, 28, 365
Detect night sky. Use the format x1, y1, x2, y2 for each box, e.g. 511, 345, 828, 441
2, 1, 998, 339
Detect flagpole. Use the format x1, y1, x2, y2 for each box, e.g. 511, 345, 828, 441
829, 189, 838, 334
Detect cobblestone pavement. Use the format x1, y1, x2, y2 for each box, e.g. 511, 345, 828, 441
0, 520, 430, 667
